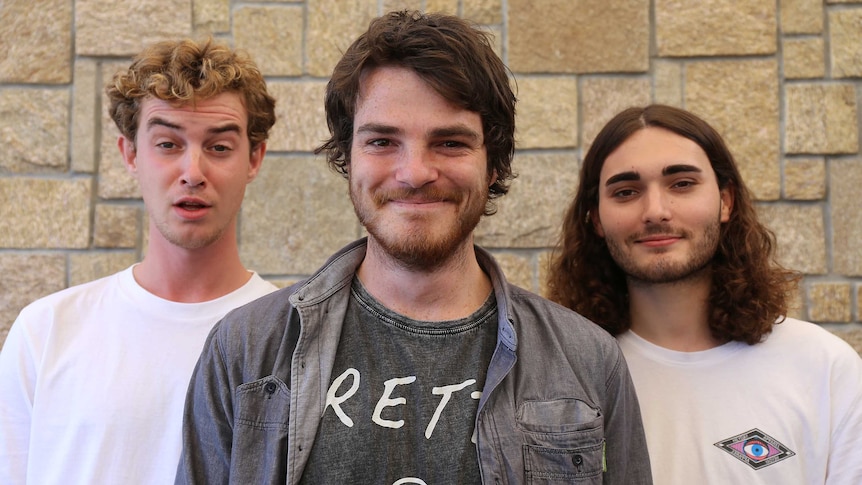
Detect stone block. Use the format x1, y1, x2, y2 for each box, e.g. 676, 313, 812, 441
830, 159, 862, 276
0, 254, 66, 347
475, 152, 578, 248
94, 204, 140, 248
464, 0, 503, 24
424, 0, 458, 14
72, 59, 99, 173
782, 37, 825, 79
0, 0, 72, 83
785, 83, 859, 155
267, 81, 330, 152
515, 76, 578, 149
489, 251, 533, 292
100, 61, 140, 199
508, 0, 649, 74
581, 77, 652, 151
685, 60, 780, 200
829, 9, 862, 78
779, 0, 824, 34
69, 252, 138, 286
307, 0, 377, 77
756, 203, 827, 275
0, 178, 91, 249
384, 0, 424, 12
654, 60, 683, 108
239, 155, 358, 275
808, 282, 851, 322
537, 250, 552, 298
75, 0, 191, 56
656, 0, 776, 56
783, 157, 826, 200
0, 89, 70, 173
193, 0, 230, 34
235, 6, 303, 76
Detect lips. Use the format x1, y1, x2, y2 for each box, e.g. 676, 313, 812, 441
175, 197, 211, 210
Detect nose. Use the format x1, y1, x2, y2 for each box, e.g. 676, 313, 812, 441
394, 146, 438, 188
641, 188, 671, 224
181, 148, 206, 188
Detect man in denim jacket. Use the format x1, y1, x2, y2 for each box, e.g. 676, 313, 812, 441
177, 10, 651, 484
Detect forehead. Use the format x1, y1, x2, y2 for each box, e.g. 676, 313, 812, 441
138, 91, 248, 130
354, 66, 481, 131
600, 127, 713, 181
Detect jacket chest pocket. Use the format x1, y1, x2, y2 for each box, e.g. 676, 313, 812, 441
524, 440, 603, 484
517, 398, 604, 484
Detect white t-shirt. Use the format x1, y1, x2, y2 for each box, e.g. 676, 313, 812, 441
618, 318, 862, 484
0, 266, 277, 484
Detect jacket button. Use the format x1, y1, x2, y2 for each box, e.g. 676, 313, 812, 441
265, 382, 277, 394
572, 454, 583, 466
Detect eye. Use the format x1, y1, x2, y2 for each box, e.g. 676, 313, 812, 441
672, 179, 696, 189
369, 139, 391, 147
742, 439, 770, 461
611, 188, 638, 199
211, 144, 231, 152
156, 141, 177, 149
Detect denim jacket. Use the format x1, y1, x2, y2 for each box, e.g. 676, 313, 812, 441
176, 239, 651, 484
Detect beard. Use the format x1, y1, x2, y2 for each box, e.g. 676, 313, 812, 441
350, 184, 487, 271
605, 217, 721, 285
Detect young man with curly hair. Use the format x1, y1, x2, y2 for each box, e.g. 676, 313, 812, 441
0, 38, 277, 483
547, 104, 862, 484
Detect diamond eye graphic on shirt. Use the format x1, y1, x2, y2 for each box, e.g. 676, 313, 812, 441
714, 428, 796, 470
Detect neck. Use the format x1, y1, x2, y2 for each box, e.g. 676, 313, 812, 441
627, 267, 724, 351
133, 229, 251, 303
357, 237, 492, 322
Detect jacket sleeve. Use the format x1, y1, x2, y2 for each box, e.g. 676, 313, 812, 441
175, 322, 235, 485
601, 347, 653, 484
0, 314, 36, 484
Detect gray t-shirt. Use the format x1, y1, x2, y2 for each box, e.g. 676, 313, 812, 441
299, 276, 498, 484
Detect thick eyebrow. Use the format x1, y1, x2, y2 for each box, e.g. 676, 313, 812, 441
146, 117, 242, 136
355, 123, 481, 143
604, 163, 703, 187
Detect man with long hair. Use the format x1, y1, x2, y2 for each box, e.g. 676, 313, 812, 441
0, 38, 278, 483
177, 11, 651, 484
547, 104, 862, 483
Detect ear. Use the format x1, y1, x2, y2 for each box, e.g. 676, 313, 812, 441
590, 208, 606, 238
488, 168, 498, 188
719, 185, 734, 223
247, 142, 266, 182
118, 136, 137, 175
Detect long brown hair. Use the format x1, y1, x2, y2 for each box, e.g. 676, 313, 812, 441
547, 105, 799, 344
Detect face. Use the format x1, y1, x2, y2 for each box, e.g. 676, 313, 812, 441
349, 66, 494, 270
119, 92, 264, 250
593, 127, 733, 284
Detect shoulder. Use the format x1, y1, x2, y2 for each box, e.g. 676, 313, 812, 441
763, 317, 862, 370
13, 270, 125, 325
506, 283, 621, 355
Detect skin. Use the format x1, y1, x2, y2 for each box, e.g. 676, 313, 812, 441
350, 66, 496, 322
118, 92, 265, 302
593, 127, 733, 350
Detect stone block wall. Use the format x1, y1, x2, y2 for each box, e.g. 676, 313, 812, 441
1, 0, 861, 354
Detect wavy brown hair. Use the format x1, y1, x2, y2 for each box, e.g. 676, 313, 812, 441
106, 37, 276, 150
547, 105, 799, 344
315, 10, 516, 215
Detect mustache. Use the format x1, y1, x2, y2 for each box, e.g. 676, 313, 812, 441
629, 223, 689, 241
371, 187, 462, 205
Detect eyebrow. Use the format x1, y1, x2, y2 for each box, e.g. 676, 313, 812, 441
604, 163, 703, 187
146, 117, 242, 135
355, 123, 481, 142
